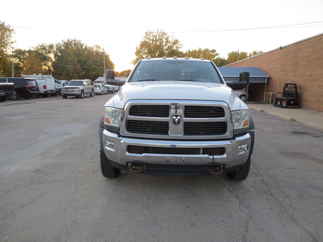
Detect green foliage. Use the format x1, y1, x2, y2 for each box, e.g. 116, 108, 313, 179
12, 44, 55, 75
133, 31, 263, 68
213, 57, 228, 67
133, 30, 182, 64
226, 51, 248, 64
225, 50, 264, 64
184, 48, 219, 62
0, 21, 14, 76
248, 50, 263, 57
53, 40, 114, 80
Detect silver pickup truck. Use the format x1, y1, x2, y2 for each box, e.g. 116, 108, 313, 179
99, 58, 255, 181
62, 79, 94, 98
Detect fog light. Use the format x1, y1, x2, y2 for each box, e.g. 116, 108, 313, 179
105, 140, 115, 151
238, 144, 248, 155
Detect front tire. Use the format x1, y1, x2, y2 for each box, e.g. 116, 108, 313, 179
226, 157, 251, 181
100, 150, 120, 179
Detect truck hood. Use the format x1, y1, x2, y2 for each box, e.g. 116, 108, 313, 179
105, 81, 247, 110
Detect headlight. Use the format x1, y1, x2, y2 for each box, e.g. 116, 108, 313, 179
103, 107, 122, 127
231, 110, 249, 130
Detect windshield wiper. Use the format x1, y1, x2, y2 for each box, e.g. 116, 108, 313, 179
133, 79, 160, 82
178, 79, 203, 82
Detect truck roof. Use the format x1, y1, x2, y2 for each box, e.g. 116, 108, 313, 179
141, 57, 211, 62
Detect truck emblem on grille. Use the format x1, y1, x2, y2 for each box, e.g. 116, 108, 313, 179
172, 115, 181, 125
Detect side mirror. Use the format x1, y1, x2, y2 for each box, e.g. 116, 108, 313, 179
239, 72, 250, 83
105, 69, 122, 85
239, 72, 250, 88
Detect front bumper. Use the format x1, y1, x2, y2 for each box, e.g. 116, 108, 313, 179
95, 90, 104, 94
62, 89, 81, 95
102, 129, 253, 170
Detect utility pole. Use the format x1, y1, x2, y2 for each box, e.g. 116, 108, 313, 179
11, 61, 15, 77
103, 54, 106, 76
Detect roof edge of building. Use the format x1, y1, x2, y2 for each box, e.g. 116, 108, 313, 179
226, 32, 323, 66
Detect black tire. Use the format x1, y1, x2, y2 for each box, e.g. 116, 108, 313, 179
62, 95, 67, 99
100, 150, 120, 179
0, 96, 6, 102
226, 157, 251, 181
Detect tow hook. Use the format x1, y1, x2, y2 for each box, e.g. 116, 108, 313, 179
127, 163, 144, 174
208, 164, 225, 175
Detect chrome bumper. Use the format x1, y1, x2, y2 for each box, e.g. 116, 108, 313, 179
61, 90, 81, 95
102, 130, 252, 168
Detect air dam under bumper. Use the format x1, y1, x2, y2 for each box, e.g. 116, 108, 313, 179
102, 129, 253, 170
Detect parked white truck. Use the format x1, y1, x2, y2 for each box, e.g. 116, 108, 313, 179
61, 79, 94, 98
99, 58, 255, 181
22, 74, 57, 96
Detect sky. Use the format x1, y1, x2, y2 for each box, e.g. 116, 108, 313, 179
1, 0, 323, 71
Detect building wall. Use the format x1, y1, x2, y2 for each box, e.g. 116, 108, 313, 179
227, 33, 323, 111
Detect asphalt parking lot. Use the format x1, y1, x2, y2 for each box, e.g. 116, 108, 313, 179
1, 95, 323, 242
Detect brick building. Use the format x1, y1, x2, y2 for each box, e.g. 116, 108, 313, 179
227, 33, 323, 111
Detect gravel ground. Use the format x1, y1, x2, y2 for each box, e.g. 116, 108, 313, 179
0, 95, 323, 242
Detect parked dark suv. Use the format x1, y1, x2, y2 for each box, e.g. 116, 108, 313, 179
0, 77, 40, 99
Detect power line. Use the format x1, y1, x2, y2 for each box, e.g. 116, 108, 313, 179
173, 20, 323, 33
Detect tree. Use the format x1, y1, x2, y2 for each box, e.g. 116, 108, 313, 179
0, 21, 14, 76
226, 51, 248, 64
117, 69, 131, 77
53, 40, 113, 80
184, 48, 219, 62
213, 57, 228, 67
12, 44, 55, 75
133, 30, 182, 63
248, 50, 263, 57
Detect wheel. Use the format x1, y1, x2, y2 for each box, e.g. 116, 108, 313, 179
100, 150, 120, 179
0, 96, 6, 102
226, 157, 251, 181
282, 100, 287, 108
62, 95, 67, 99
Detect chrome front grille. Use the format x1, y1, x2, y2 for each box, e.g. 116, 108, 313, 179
184, 106, 225, 118
121, 100, 232, 140
129, 105, 169, 117
126, 120, 169, 135
184, 122, 227, 135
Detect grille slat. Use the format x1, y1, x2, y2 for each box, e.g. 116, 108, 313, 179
184, 122, 227, 135
184, 106, 225, 118
127, 146, 225, 156
129, 105, 169, 117
126, 120, 169, 135
128, 146, 200, 155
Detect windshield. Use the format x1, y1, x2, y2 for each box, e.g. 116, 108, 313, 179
129, 60, 223, 83
69, 81, 84, 86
